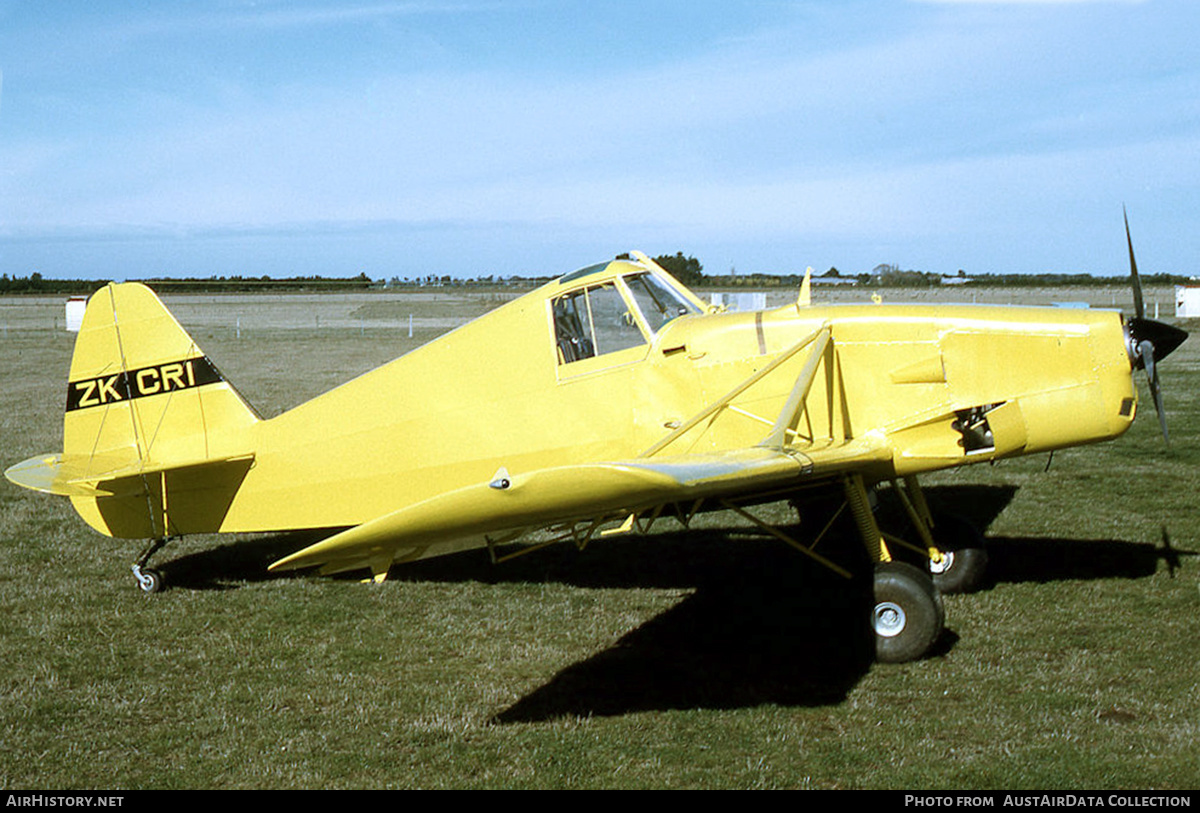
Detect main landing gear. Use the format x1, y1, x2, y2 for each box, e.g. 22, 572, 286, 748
882, 476, 989, 595
840, 474, 946, 663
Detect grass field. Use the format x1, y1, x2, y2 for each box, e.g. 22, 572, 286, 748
0, 286, 1197, 790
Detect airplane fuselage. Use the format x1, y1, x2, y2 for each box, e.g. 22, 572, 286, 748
67, 263, 1137, 541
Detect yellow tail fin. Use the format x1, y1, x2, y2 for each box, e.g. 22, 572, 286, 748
7, 283, 259, 537
64, 282, 258, 467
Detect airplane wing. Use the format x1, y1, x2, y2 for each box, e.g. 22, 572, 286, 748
267, 436, 892, 579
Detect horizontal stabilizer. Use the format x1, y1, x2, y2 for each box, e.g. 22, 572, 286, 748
5, 452, 256, 498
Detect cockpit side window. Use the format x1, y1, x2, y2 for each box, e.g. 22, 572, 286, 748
552, 289, 594, 363
587, 283, 647, 356
552, 282, 647, 365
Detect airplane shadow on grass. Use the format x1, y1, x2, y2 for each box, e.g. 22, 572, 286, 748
488, 539, 883, 721
160, 528, 342, 592
157, 484, 1193, 720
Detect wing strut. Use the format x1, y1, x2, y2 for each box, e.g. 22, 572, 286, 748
718, 499, 852, 579
759, 326, 831, 450
639, 322, 831, 459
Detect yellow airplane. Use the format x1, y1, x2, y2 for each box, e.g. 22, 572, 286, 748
5, 228, 1186, 664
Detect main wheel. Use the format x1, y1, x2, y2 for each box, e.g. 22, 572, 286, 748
928, 513, 988, 594
872, 562, 943, 663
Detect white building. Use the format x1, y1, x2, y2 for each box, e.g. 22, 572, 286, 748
1175, 285, 1200, 318
710, 292, 768, 312
65, 296, 88, 332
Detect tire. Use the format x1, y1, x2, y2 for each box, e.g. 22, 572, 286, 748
872, 562, 944, 663
135, 567, 164, 594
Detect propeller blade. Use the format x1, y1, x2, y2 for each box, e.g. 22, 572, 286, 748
1121, 210, 1188, 444
1139, 339, 1169, 443
1124, 206, 1144, 320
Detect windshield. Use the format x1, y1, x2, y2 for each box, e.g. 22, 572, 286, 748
624, 272, 701, 332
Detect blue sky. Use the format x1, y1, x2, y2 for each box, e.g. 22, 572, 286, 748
1, 0, 1197, 281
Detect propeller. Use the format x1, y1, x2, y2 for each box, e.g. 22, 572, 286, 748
1122, 207, 1188, 443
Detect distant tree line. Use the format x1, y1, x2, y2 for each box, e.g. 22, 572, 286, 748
385, 274, 549, 288
0, 273, 111, 295
700, 265, 1191, 289
386, 253, 708, 288
651, 252, 705, 286
137, 273, 376, 293
2, 260, 1189, 296
0, 272, 380, 294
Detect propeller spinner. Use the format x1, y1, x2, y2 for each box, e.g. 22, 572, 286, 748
1123, 208, 1188, 443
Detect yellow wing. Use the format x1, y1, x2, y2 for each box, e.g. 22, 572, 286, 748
267, 437, 891, 579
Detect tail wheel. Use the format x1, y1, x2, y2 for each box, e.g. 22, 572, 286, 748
872, 562, 944, 663
132, 564, 164, 594
132, 538, 169, 594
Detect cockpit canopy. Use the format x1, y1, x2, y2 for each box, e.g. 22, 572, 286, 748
552, 268, 703, 365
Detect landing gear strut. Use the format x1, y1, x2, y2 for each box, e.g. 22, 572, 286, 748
927, 513, 989, 594
131, 538, 169, 593
887, 477, 989, 594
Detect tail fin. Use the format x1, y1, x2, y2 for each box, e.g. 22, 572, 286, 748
64, 281, 259, 468
6, 283, 259, 536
